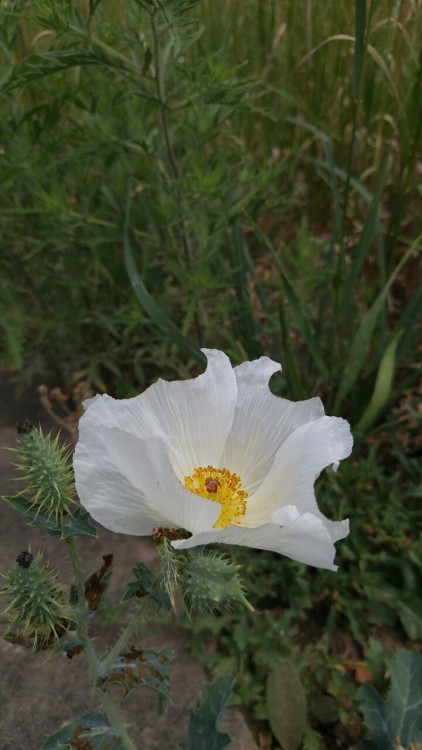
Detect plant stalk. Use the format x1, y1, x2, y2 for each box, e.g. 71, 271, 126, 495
66, 538, 138, 750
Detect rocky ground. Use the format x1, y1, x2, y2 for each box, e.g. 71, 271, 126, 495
0, 371, 256, 750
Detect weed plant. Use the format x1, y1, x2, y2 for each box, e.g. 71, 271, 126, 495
0, 1, 421, 747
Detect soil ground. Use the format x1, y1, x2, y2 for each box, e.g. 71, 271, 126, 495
0, 371, 256, 750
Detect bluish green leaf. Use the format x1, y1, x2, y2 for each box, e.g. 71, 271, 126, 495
188, 675, 234, 750
98, 647, 173, 712
123, 561, 171, 610
41, 713, 120, 750
2, 494, 97, 539
360, 650, 422, 748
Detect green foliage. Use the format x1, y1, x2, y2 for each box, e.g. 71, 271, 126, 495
360, 651, 422, 749
188, 676, 233, 750
123, 560, 171, 611
266, 659, 307, 750
3, 493, 97, 539
41, 713, 121, 750
97, 647, 173, 713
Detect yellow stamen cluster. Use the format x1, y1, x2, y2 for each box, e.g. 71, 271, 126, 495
184, 466, 248, 529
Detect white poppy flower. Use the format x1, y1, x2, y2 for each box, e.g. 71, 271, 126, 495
74, 349, 353, 570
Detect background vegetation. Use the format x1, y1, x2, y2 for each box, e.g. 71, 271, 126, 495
1, 1, 421, 748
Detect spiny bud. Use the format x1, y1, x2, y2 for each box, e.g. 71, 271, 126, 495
0, 552, 69, 650
155, 537, 190, 608
14, 427, 75, 522
182, 551, 253, 614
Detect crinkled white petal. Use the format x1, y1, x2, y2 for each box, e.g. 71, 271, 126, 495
74, 418, 169, 535
172, 511, 348, 570
80, 349, 237, 482
271, 505, 349, 544
74, 421, 220, 536
220, 356, 325, 493
244, 415, 353, 525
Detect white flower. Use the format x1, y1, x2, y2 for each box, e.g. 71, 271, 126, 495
73, 350, 353, 570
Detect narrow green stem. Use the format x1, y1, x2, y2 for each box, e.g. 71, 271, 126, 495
66, 538, 138, 750
102, 605, 144, 670
95, 690, 139, 750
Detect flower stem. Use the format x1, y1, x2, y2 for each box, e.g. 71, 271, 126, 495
102, 605, 144, 671
95, 688, 139, 750
66, 538, 138, 750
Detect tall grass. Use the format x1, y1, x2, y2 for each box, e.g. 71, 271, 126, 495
0, 0, 420, 435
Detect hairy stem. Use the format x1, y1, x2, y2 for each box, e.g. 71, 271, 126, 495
66, 538, 138, 750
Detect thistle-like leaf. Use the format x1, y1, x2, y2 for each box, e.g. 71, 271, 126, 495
188, 675, 234, 750
41, 713, 120, 750
2, 493, 97, 538
123, 560, 171, 610
97, 647, 173, 713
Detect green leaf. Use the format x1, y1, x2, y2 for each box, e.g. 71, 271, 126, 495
98, 647, 173, 712
123, 561, 171, 610
41, 713, 120, 750
360, 650, 422, 748
333, 237, 420, 413
397, 598, 422, 640
355, 331, 402, 434
266, 659, 307, 750
2, 494, 97, 539
123, 191, 204, 366
188, 675, 233, 750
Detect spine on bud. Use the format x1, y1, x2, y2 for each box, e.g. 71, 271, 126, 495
0, 552, 69, 649
14, 427, 75, 522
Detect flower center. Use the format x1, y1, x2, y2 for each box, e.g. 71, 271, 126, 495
184, 466, 248, 529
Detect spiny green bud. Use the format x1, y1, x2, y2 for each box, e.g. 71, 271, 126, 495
0, 551, 69, 650
14, 427, 75, 522
155, 537, 190, 608
182, 551, 253, 614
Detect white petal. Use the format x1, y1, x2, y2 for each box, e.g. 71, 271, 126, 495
272, 504, 300, 525
74, 416, 221, 535
74, 419, 169, 535
220, 356, 325, 493
172, 512, 347, 570
244, 416, 353, 525
81, 349, 237, 481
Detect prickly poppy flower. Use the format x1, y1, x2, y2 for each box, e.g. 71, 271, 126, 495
74, 350, 353, 570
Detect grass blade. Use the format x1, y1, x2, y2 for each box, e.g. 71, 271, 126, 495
354, 0, 367, 98
123, 192, 205, 366
333, 236, 420, 414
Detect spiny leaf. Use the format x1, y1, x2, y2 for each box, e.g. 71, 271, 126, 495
97, 647, 173, 712
188, 675, 234, 750
2, 494, 97, 539
123, 561, 171, 610
41, 713, 120, 750
360, 650, 422, 749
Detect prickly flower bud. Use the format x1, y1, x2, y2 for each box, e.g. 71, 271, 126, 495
1, 552, 69, 649
182, 551, 253, 614
156, 537, 189, 608
15, 427, 75, 522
